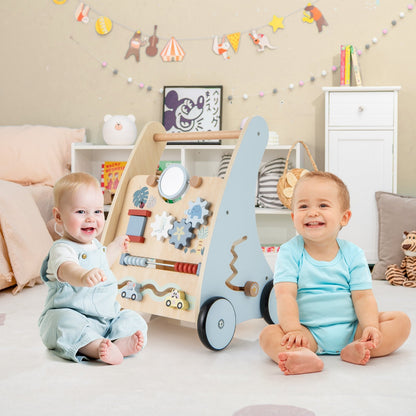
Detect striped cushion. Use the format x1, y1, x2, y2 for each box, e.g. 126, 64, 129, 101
217, 154, 290, 209
217, 153, 232, 178
257, 158, 291, 209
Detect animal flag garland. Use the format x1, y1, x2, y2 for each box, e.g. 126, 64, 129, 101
67, 0, 333, 64
68, 0, 332, 65
63, 0, 415, 100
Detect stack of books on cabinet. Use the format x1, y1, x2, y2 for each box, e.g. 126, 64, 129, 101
340, 44, 362, 86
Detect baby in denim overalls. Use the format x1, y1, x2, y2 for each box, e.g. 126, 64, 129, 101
39, 172, 148, 364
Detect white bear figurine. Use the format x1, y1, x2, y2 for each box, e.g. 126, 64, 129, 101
103, 114, 138, 145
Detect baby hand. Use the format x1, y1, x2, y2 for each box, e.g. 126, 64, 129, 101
81, 267, 106, 287
281, 330, 310, 349
114, 235, 130, 252
360, 326, 382, 348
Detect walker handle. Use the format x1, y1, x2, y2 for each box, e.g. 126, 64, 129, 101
153, 130, 241, 142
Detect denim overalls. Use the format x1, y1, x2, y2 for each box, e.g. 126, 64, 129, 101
39, 239, 147, 362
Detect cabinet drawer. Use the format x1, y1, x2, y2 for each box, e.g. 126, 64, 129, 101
328, 91, 394, 127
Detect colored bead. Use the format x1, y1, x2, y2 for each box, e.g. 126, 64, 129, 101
288, 83, 294, 90
101, 62, 107, 67
127, 77, 133, 83
228, 95, 233, 101
272, 88, 278, 94
299, 80, 304, 86
332, 65, 337, 72
321, 70, 327, 77
113, 69, 118, 75
139, 83, 144, 88
310, 76, 315, 82
243, 93, 248, 100
382, 28, 388, 35
259, 91, 264, 97
392, 20, 397, 25
372, 37, 378, 44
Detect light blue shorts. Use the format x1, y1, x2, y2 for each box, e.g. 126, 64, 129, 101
309, 321, 358, 355
39, 308, 148, 362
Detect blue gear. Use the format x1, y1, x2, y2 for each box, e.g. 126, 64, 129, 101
185, 197, 211, 229
168, 219, 195, 249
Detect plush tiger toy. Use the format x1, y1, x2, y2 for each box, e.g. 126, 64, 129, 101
385, 231, 416, 288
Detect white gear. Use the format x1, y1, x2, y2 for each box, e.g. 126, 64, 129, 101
150, 211, 175, 241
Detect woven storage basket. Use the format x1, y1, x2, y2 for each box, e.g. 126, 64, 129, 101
276, 141, 318, 209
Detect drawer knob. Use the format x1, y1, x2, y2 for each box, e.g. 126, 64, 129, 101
358, 105, 364, 112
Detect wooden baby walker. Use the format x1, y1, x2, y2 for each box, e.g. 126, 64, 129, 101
102, 116, 278, 351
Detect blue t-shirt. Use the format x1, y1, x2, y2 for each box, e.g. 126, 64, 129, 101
273, 235, 372, 328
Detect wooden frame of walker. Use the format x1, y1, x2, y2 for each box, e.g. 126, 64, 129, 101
102, 116, 277, 350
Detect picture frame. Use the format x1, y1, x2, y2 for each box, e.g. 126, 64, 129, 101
162, 85, 223, 144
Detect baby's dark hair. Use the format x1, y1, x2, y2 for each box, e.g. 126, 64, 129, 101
292, 171, 350, 211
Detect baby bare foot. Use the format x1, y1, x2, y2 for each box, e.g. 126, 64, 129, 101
114, 330, 144, 357
99, 339, 123, 365
340, 340, 374, 365
278, 348, 324, 375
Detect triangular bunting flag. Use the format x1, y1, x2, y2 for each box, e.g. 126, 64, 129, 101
227, 32, 241, 53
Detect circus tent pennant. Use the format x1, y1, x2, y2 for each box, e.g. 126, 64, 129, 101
160, 37, 185, 62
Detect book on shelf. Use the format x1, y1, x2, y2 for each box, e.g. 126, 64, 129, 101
350, 45, 362, 86
340, 45, 346, 85
261, 245, 280, 254
157, 160, 181, 172
340, 44, 351, 86
340, 44, 362, 86
101, 161, 127, 194
344, 45, 351, 86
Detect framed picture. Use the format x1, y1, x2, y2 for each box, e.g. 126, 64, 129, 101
162, 85, 223, 144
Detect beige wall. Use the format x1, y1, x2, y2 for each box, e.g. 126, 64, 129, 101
1, 0, 415, 194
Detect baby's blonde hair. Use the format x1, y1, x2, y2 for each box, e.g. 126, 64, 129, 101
292, 171, 350, 211
54, 172, 101, 208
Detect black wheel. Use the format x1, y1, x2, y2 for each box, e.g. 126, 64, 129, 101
166, 299, 171, 307
131, 293, 137, 301
177, 302, 183, 309
260, 280, 278, 324
197, 297, 236, 351
121, 291, 126, 298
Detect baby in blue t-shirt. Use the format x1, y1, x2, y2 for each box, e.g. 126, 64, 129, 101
260, 171, 410, 375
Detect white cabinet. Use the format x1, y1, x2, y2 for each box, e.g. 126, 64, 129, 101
72, 142, 305, 246
323, 86, 400, 264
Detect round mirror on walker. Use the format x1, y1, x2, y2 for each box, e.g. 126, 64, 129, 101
158, 164, 190, 201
